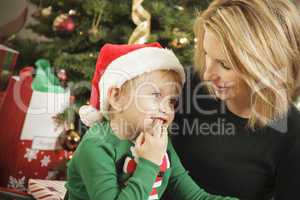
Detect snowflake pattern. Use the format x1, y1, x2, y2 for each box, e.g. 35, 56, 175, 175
7, 176, 27, 192
40, 155, 51, 167
24, 148, 39, 162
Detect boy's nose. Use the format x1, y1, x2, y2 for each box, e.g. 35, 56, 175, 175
159, 101, 173, 115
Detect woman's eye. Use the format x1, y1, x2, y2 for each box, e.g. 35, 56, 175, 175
220, 62, 231, 70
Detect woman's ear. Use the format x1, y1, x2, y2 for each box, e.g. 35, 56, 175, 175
107, 86, 124, 112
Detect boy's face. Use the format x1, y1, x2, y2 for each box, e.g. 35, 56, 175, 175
118, 70, 181, 137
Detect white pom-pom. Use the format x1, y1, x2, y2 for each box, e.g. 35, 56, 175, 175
79, 105, 103, 127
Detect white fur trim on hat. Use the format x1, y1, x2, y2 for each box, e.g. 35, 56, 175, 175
79, 105, 103, 127
98, 47, 185, 116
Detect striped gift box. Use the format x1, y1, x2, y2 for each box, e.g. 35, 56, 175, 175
28, 179, 66, 200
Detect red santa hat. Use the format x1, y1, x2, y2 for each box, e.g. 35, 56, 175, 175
79, 42, 185, 127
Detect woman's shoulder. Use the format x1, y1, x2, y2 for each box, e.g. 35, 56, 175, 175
262, 105, 300, 160
286, 105, 300, 136
288, 104, 300, 121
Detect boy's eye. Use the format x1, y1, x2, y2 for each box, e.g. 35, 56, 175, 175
152, 92, 161, 98
169, 98, 179, 107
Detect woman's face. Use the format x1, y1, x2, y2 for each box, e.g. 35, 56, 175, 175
202, 30, 250, 102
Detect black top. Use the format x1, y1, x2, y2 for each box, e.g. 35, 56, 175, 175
171, 67, 300, 200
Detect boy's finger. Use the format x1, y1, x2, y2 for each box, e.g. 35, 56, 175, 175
135, 132, 144, 147
144, 131, 152, 143
152, 120, 163, 138
161, 126, 168, 145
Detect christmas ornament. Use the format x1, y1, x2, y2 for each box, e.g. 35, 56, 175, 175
128, 0, 151, 44
88, 8, 103, 43
88, 27, 102, 43
68, 9, 77, 16
57, 69, 67, 81
41, 6, 52, 17
170, 28, 190, 48
171, 37, 190, 48
57, 69, 68, 88
174, 5, 184, 11
59, 123, 81, 151
67, 152, 74, 160
53, 14, 75, 33
62, 129, 80, 151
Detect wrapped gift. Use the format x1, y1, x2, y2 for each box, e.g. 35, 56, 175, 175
0, 44, 19, 76
0, 45, 19, 108
0, 186, 35, 200
28, 179, 66, 200
0, 59, 70, 191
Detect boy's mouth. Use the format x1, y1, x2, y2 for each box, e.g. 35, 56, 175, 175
151, 117, 167, 124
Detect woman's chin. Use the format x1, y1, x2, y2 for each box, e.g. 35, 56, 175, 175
215, 91, 228, 100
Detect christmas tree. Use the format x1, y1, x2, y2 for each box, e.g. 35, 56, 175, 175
15, 0, 211, 78
9, 0, 211, 136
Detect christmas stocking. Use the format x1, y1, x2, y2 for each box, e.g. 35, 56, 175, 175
0, 59, 70, 191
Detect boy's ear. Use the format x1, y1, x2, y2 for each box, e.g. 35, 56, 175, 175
107, 86, 123, 112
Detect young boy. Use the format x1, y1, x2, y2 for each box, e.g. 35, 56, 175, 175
65, 43, 238, 200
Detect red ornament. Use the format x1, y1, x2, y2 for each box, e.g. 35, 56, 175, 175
53, 14, 75, 33
57, 69, 67, 81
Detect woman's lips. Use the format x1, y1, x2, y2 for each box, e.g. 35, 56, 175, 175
212, 84, 230, 93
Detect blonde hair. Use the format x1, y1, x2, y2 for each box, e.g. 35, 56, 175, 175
194, 0, 300, 128
267, 0, 300, 96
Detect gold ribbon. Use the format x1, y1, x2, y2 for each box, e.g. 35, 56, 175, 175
128, 0, 151, 44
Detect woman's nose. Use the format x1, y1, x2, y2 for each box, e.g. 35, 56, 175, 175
203, 59, 219, 81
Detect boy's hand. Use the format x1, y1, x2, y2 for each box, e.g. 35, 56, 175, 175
135, 120, 168, 166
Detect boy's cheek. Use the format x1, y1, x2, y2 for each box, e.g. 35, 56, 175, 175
135, 101, 157, 113
140, 118, 156, 132
168, 112, 175, 122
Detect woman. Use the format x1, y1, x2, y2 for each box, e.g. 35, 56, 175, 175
172, 0, 300, 199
